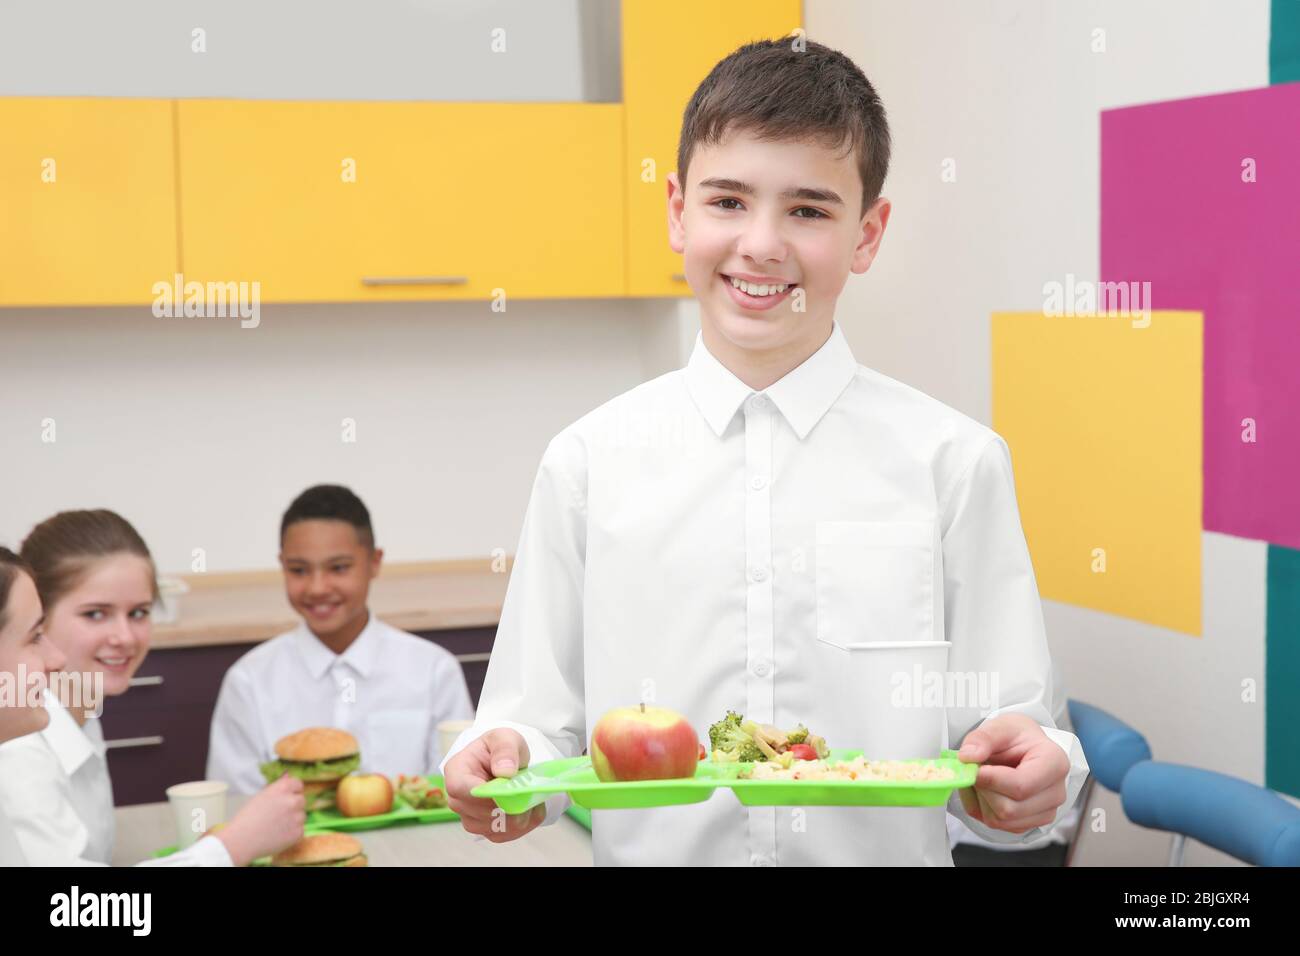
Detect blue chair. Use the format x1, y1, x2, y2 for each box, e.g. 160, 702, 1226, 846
1065, 700, 1152, 866
1122, 761, 1300, 867
1067, 700, 1152, 792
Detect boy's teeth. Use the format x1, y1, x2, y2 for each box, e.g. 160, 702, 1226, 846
730, 276, 788, 296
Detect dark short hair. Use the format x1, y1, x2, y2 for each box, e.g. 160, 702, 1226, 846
0, 546, 34, 634
280, 485, 375, 550
677, 38, 891, 216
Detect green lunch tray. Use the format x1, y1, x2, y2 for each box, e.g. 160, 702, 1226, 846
307, 774, 459, 832
473, 749, 978, 814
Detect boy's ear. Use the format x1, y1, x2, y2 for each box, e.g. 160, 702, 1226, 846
368, 547, 384, 579
850, 196, 892, 276
666, 171, 686, 254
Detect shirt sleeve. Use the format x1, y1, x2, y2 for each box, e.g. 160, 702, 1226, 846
437, 433, 588, 826
939, 436, 1090, 845
135, 834, 233, 867
206, 664, 271, 795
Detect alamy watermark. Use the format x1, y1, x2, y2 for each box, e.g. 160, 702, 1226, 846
0, 666, 104, 718
152, 273, 261, 329
1042, 273, 1152, 328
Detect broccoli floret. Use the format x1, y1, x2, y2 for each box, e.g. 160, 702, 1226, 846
708, 710, 745, 752
786, 724, 809, 746
734, 741, 766, 763
708, 711, 770, 762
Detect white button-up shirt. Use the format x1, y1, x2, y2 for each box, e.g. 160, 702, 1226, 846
441, 321, 1089, 866
207, 613, 474, 793
0, 697, 230, 866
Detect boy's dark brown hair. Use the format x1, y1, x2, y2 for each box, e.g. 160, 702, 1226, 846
677, 38, 891, 217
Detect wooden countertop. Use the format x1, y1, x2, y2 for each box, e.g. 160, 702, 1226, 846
152, 558, 511, 649
112, 794, 592, 867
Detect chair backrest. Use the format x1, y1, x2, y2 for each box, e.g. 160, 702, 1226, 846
1122, 761, 1300, 866
1067, 699, 1151, 792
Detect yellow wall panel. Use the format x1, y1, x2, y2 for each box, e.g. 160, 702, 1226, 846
992, 311, 1203, 635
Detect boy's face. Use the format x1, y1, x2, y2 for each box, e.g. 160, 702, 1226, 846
667, 126, 890, 361
279, 520, 382, 641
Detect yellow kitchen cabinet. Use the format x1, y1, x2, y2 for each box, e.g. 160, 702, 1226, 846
0, 97, 178, 306
177, 100, 624, 302
621, 0, 803, 297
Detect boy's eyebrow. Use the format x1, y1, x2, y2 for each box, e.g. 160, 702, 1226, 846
284, 554, 355, 564
697, 177, 845, 206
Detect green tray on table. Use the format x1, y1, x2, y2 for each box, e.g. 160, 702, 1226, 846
473, 749, 977, 814
306, 774, 458, 832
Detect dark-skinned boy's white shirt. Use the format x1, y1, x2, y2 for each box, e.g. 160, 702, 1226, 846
440, 320, 1089, 866
207, 613, 474, 793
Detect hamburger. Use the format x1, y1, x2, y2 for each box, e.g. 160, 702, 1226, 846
259, 727, 360, 811
271, 832, 368, 868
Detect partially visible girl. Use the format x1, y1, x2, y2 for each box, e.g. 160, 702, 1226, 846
0, 511, 305, 866
0, 547, 66, 865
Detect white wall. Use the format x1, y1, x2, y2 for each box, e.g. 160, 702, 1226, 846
809, 0, 1277, 865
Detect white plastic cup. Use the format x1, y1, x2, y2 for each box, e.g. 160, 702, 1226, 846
165, 780, 228, 849
436, 719, 475, 769
838, 640, 952, 760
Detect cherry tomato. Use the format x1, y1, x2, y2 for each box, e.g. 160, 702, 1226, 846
788, 743, 818, 761
697, 743, 707, 761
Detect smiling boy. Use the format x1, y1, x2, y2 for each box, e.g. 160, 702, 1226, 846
442, 38, 1087, 866
207, 485, 473, 799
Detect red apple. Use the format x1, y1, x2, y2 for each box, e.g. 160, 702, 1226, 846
590, 704, 700, 782
336, 773, 394, 817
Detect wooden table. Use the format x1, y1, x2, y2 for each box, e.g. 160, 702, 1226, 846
112, 797, 593, 867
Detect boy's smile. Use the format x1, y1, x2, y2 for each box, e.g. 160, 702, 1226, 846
667, 127, 890, 389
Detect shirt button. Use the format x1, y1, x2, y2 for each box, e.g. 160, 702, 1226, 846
750, 475, 767, 491
748, 394, 768, 411
752, 658, 772, 678
749, 566, 769, 583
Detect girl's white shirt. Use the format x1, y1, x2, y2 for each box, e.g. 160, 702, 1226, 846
0, 695, 231, 866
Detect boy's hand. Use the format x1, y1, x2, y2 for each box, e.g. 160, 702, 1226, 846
444, 728, 547, 843
956, 712, 1070, 834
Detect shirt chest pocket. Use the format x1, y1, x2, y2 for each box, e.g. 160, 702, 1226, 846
363, 709, 433, 776
815, 520, 937, 647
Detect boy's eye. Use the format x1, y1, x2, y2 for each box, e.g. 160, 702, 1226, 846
793, 207, 827, 219
330, 565, 350, 574
712, 197, 744, 211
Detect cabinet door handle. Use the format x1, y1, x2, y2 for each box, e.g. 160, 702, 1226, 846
361, 276, 468, 287
105, 735, 164, 750
129, 675, 164, 687
454, 652, 492, 664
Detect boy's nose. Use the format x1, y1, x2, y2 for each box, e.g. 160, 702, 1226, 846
736, 215, 788, 264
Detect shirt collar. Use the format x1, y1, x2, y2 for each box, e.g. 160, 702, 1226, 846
684, 321, 859, 440
292, 611, 382, 680
41, 695, 104, 776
